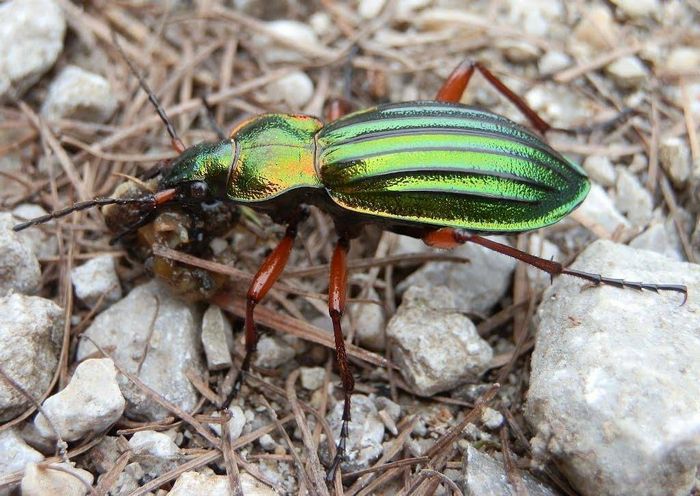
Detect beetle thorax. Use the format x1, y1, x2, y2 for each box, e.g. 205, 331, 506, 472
227, 113, 324, 204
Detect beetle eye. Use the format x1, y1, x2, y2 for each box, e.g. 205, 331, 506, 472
189, 181, 208, 199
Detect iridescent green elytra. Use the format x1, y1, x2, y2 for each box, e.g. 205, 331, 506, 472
160, 100, 589, 234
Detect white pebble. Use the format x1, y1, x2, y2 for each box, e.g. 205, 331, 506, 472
201, 305, 234, 371
611, 0, 659, 18
0, 213, 41, 297
71, 255, 122, 307
167, 471, 276, 496
359, 0, 386, 19
41, 65, 117, 122
481, 407, 504, 430
21, 462, 93, 496
300, 366, 326, 391
665, 47, 700, 74
583, 155, 617, 187
539, 51, 571, 75
0, 428, 44, 481
659, 136, 691, 188
606, 56, 648, 90
266, 71, 314, 109
128, 430, 180, 458
254, 20, 320, 64
34, 359, 125, 442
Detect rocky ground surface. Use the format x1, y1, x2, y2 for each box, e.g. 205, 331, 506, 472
1, 0, 699, 495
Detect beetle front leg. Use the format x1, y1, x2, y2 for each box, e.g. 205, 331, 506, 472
231, 215, 303, 399
325, 236, 355, 483
423, 228, 687, 301
436, 60, 552, 134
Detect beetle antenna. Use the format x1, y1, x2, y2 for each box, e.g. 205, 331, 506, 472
111, 33, 186, 154
12, 197, 156, 232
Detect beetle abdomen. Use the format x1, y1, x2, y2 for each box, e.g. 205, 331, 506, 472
317, 101, 590, 233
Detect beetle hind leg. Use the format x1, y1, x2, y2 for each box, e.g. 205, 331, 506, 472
423, 228, 688, 302
436, 60, 552, 135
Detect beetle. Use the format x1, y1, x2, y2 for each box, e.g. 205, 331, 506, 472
14, 58, 687, 481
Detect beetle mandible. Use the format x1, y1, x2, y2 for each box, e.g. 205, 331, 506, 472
14, 58, 688, 481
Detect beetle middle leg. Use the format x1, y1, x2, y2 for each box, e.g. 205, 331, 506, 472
423, 228, 688, 301
436, 60, 552, 134
231, 211, 306, 398
325, 236, 355, 482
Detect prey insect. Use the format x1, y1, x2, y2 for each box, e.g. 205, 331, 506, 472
14, 57, 688, 482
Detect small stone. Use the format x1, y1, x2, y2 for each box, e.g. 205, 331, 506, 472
359, 0, 386, 19
665, 47, 700, 74
659, 136, 691, 188
0, 293, 63, 421
101, 462, 142, 496
397, 235, 516, 315
129, 430, 181, 480
630, 222, 683, 261
480, 408, 504, 430
611, 0, 659, 18
265, 70, 314, 109
615, 168, 653, 227
605, 56, 648, 90
129, 430, 179, 458
86, 436, 121, 474
253, 20, 320, 64
167, 471, 277, 496
0, 429, 44, 487
258, 434, 277, 452
309, 12, 333, 37
0, 0, 66, 101
527, 241, 700, 496
538, 51, 571, 74
11, 205, 59, 259
71, 255, 122, 307
322, 394, 384, 473
41, 65, 117, 122
0, 213, 41, 297
227, 405, 246, 441
572, 7, 618, 53
583, 155, 617, 187
498, 40, 541, 64
76, 280, 205, 421
300, 366, 325, 391
254, 335, 296, 369
21, 462, 94, 496
462, 444, 558, 496
201, 305, 234, 371
387, 286, 493, 396
375, 396, 401, 423
34, 359, 125, 442
576, 183, 631, 235
349, 287, 386, 350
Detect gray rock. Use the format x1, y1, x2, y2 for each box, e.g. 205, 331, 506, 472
322, 394, 384, 473
254, 335, 296, 369
21, 462, 93, 496
167, 471, 277, 496
577, 183, 631, 235
0, 294, 63, 421
659, 136, 691, 188
583, 155, 617, 187
527, 240, 700, 496
480, 408, 504, 430
462, 444, 558, 496
299, 366, 325, 391
41, 65, 117, 122
71, 255, 122, 307
0, 428, 44, 491
76, 280, 204, 421
0, 0, 66, 101
387, 286, 492, 396
11, 205, 59, 259
0, 213, 41, 297
615, 169, 653, 227
398, 235, 516, 315
201, 305, 234, 371
35, 358, 125, 442
100, 462, 142, 496
86, 436, 121, 474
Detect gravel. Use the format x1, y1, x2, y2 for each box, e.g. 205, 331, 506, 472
0, 213, 41, 297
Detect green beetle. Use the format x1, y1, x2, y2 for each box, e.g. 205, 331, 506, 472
14, 60, 686, 481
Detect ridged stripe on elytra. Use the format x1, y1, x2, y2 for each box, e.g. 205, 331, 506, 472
318, 101, 590, 233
